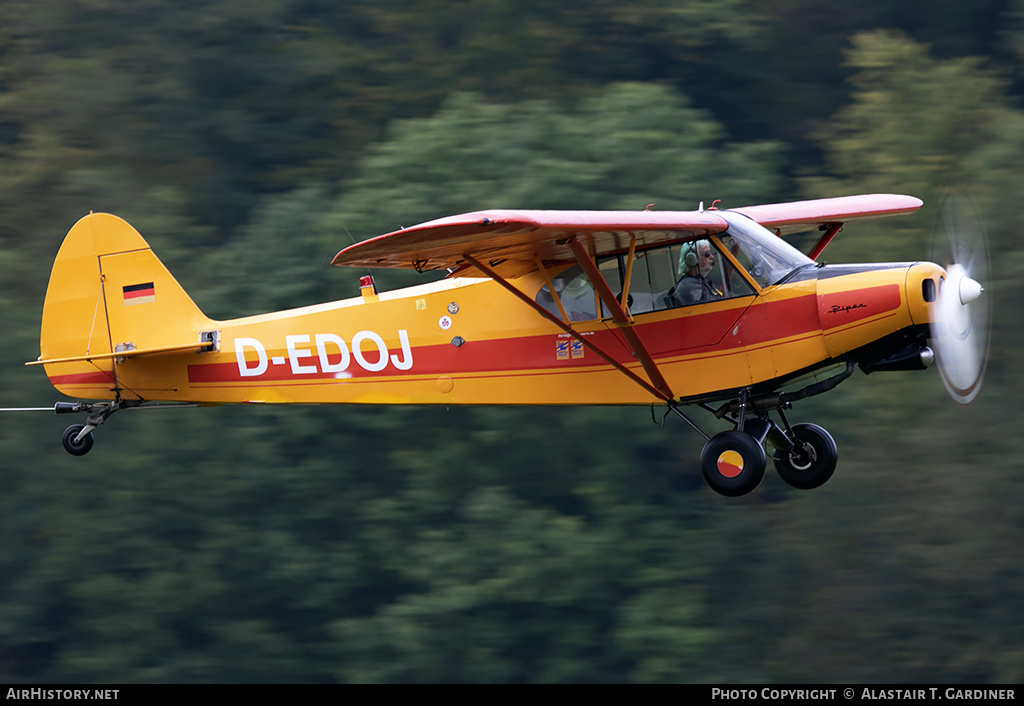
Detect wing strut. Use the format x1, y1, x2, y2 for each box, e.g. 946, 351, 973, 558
461, 255, 672, 403
566, 238, 675, 399
533, 255, 571, 323
808, 223, 843, 261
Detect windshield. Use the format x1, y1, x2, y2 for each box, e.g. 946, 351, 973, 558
719, 211, 815, 287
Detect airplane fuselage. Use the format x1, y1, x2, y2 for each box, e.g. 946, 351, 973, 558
46, 261, 943, 406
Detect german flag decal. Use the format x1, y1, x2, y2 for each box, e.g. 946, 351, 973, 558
123, 282, 155, 306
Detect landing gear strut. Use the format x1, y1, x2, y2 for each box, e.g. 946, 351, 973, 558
54, 400, 129, 456
697, 411, 838, 497
52, 399, 199, 456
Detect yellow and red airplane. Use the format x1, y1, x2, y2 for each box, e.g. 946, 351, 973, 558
24, 193, 988, 496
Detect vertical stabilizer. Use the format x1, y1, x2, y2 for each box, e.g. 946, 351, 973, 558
38, 213, 214, 400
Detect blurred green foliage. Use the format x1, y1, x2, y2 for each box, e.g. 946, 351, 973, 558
2, 0, 1023, 684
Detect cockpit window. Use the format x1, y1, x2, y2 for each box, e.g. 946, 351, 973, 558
718, 211, 815, 287
653, 239, 754, 310
536, 238, 755, 321
534, 213, 811, 321
536, 264, 597, 321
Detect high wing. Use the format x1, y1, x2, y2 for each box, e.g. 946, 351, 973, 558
331, 209, 729, 277
731, 193, 924, 236
330, 195, 922, 276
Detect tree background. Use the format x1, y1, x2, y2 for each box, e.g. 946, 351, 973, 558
1, 0, 1022, 683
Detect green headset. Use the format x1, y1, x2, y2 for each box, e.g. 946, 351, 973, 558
679, 239, 710, 275
683, 242, 700, 268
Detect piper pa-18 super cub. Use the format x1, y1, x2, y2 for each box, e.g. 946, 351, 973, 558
23, 193, 989, 496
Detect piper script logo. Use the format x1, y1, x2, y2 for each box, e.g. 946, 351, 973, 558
235, 331, 413, 377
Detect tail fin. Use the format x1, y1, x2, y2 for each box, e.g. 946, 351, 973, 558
36, 213, 215, 400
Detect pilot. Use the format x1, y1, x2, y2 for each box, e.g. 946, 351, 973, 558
669, 239, 722, 306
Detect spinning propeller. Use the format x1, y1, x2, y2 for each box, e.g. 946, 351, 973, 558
929, 193, 991, 404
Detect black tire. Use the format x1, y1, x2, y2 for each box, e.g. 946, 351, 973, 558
62, 424, 94, 456
699, 430, 766, 497
773, 423, 837, 490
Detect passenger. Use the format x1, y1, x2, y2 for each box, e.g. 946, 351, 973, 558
537, 266, 596, 320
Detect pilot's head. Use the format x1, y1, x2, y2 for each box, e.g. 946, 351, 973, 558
680, 239, 714, 277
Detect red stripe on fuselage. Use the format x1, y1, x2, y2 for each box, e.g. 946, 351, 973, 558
818, 284, 901, 330
48, 370, 116, 386
186, 293, 826, 385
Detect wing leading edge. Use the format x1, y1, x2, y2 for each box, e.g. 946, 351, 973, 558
731, 193, 924, 235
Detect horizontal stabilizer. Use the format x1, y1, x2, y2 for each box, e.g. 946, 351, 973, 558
27, 341, 213, 367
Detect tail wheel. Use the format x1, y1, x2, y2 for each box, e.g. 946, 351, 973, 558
62, 424, 94, 456
699, 430, 766, 497
772, 423, 837, 490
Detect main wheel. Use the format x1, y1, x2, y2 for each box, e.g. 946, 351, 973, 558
772, 423, 837, 490
62, 424, 94, 456
699, 430, 766, 497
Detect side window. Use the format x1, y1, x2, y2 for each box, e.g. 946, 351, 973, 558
599, 257, 624, 300
666, 239, 754, 308
718, 248, 756, 300
598, 247, 678, 316
621, 240, 754, 313
535, 238, 756, 320
598, 247, 671, 313
629, 247, 679, 313
536, 264, 597, 321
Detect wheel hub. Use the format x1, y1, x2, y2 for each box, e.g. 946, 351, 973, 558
788, 442, 817, 471
716, 450, 744, 478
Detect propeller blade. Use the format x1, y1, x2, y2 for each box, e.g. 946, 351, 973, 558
929, 192, 991, 404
